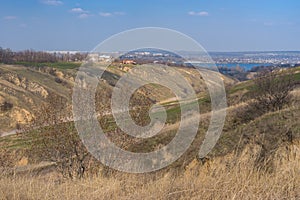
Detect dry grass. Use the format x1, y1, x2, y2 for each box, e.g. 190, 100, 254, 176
0, 142, 299, 200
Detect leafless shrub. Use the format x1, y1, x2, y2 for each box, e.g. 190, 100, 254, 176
252, 70, 297, 112
0, 101, 13, 112
230, 70, 298, 129
25, 94, 97, 179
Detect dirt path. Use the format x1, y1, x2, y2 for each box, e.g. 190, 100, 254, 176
0, 129, 18, 137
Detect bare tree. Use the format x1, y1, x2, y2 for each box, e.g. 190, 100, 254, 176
252, 70, 297, 112
0, 47, 88, 64
26, 94, 95, 179
232, 70, 298, 126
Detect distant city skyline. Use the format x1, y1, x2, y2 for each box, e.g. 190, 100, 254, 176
0, 0, 299, 52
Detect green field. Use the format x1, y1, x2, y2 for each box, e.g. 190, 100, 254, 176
14, 61, 81, 69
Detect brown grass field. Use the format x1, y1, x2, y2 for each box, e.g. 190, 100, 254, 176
1, 65, 300, 199
0, 141, 299, 200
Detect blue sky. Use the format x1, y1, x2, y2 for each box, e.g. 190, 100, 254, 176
0, 0, 299, 52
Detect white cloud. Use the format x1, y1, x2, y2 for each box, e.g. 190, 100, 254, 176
70, 8, 88, 13
42, 0, 63, 6
99, 12, 112, 17
99, 11, 125, 17
188, 11, 209, 16
3, 16, 17, 20
113, 12, 125, 16
70, 8, 92, 19
78, 13, 92, 19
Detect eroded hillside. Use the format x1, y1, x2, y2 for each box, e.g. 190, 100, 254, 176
0, 63, 236, 135
0, 64, 74, 133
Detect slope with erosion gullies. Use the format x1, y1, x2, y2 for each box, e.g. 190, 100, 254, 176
0, 63, 236, 134
99, 64, 236, 110
1, 64, 300, 180
0, 64, 75, 133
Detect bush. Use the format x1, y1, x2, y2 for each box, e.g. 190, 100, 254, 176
230, 70, 298, 128
25, 95, 97, 179
252, 70, 297, 112
0, 101, 13, 112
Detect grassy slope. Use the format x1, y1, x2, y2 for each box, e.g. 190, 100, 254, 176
1, 65, 299, 158
0, 65, 299, 199
14, 62, 81, 70
0, 64, 75, 132
0, 141, 299, 200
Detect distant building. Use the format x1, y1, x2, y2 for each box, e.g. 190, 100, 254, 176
88, 53, 100, 62
88, 54, 112, 63
122, 59, 136, 65
99, 55, 112, 62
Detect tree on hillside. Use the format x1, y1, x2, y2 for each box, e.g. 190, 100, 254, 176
26, 94, 97, 179
252, 69, 297, 112
0, 48, 14, 64
233, 70, 298, 126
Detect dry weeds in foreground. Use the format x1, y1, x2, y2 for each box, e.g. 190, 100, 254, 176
0, 142, 299, 200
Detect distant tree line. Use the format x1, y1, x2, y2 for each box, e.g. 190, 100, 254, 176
218, 66, 248, 80
0, 47, 87, 64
